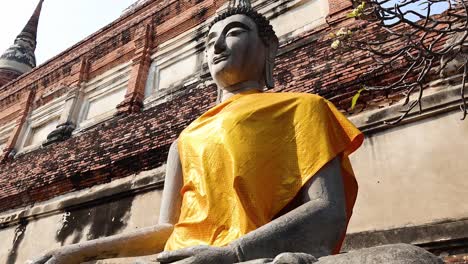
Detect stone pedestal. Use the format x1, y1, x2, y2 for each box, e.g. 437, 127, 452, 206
119, 244, 442, 264
315, 244, 442, 264
237, 244, 443, 264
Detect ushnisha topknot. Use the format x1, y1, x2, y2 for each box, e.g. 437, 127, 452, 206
208, 5, 278, 47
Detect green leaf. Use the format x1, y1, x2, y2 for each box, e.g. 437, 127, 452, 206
348, 2, 366, 18
358, 1, 366, 10
347, 10, 358, 18
351, 88, 366, 110
331, 40, 341, 49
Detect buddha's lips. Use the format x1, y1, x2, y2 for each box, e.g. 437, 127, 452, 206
213, 55, 229, 64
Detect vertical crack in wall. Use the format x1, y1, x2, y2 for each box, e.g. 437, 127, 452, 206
6, 219, 28, 264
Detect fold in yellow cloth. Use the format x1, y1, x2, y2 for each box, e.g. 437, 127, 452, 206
165, 91, 364, 251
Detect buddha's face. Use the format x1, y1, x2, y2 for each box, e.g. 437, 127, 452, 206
206, 14, 267, 91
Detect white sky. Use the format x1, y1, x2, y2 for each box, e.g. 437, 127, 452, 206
0, 0, 139, 65
382, 0, 449, 23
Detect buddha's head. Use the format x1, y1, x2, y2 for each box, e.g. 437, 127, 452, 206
206, 3, 279, 92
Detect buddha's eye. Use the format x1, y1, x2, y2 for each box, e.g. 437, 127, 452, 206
226, 28, 246, 37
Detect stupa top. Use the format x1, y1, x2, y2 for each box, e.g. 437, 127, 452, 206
0, 0, 44, 76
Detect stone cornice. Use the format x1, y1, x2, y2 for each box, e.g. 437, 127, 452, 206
343, 218, 468, 255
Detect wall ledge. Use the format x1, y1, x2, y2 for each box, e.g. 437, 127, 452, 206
343, 218, 468, 256
350, 76, 467, 134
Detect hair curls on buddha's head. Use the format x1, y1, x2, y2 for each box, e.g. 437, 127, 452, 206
208, 7, 278, 47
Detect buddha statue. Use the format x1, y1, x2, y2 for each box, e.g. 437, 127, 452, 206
29, 1, 363, 263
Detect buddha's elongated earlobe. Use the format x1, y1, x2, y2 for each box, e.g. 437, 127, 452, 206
265, 58, 274, 89
217, 87, 223, 104
265, 41, 278, 89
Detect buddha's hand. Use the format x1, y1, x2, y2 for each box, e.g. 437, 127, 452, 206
156, 245, 238, 264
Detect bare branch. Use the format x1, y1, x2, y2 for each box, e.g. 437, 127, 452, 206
343, 0, 468, 123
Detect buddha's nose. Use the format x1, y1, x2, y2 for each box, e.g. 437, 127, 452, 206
214, 35, 227, 54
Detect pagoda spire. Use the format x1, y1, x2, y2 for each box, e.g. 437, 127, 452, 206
19, 0, 44, 44
0, 0, 44, 88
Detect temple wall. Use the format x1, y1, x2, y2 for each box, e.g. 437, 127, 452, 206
349, 110, 468, 233
342, 84, 468, 254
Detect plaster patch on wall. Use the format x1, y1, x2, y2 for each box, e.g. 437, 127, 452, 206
157, 53, 201, 91
85, 87, 127, 120
268, 0, 329, 39
0, 121, 15, 153
77, 62, 131, 131
23, 118, 59, 148
16, 94, 66, 153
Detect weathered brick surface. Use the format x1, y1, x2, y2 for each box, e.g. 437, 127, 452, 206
445, 254, 468, 264
0, 70, 21, 88
328, 0, 353, 17
0, 82, 217, 211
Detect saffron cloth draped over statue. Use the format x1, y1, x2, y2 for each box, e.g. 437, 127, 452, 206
165, 91, 364, 251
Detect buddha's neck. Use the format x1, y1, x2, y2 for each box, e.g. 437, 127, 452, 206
220, 81, 262, 102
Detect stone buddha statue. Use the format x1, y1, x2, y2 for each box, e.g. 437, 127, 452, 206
29, 1, 364, 263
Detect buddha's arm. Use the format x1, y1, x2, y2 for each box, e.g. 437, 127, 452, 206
230, 156, 347, 261
28, 141, 183, 264
158, 139, 183, 225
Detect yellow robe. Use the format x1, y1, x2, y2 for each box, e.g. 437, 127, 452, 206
165, 91, 364, 251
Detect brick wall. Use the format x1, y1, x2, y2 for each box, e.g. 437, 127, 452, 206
0, 70, 21, 90
0, 82, 217, 211
446, 254, 468, 264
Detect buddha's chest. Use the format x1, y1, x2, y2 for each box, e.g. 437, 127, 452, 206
182, 107, 296, 154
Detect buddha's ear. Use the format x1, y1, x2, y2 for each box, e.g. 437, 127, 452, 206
216, 86, 223, 104
264, 40, 279, 89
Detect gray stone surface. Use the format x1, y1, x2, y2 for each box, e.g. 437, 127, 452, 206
237, 244, 442, 264
316, 244, 443, 264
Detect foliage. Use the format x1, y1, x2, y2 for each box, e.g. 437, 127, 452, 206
347, 1, 367, 18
